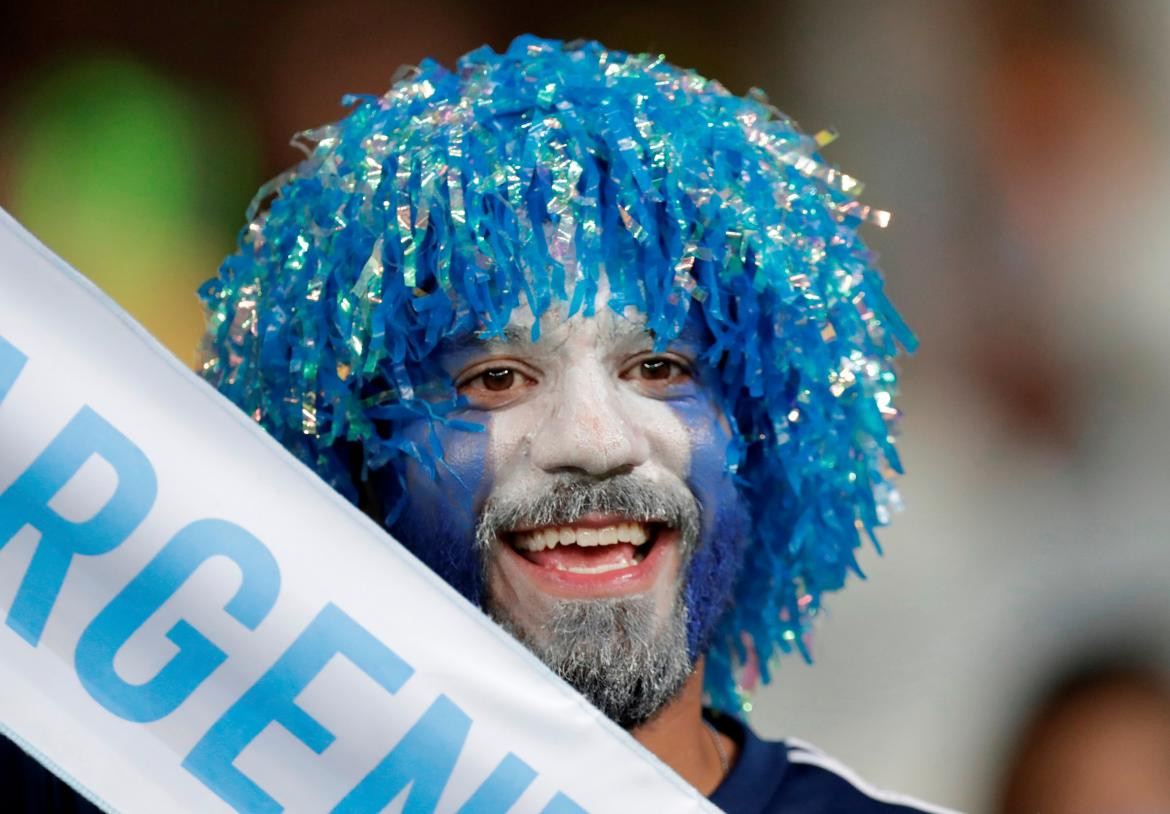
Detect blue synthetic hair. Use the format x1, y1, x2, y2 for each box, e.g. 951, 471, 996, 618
199, 34, 915, 713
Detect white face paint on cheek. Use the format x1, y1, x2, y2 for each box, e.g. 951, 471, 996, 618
483, 304, 693, 507
479, 294, 696, 634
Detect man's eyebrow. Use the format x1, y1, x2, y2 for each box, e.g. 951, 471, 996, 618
436, 313, 697, 356
438, 325, 534, 355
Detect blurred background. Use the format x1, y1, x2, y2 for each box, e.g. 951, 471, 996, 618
3, 1, 1169, 810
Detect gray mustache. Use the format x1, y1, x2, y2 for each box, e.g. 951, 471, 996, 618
475, 473, 701, 552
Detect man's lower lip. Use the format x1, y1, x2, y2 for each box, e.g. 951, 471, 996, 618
500, 530, 677, 596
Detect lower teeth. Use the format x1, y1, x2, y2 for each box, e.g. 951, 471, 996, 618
557, 560, 633, 575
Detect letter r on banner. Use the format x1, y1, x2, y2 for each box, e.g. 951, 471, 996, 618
0, 405, 158, 645
183, 602, 415, 813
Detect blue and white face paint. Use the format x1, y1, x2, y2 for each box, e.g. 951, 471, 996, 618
379, 280, 747, 724
201, 35, 914, 716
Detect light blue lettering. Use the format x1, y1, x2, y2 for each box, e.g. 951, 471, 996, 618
182, 602, 414, 813
74, 518, 281, 722
0, 335, 28, 403
0, 406, 157, 645
454, 753, 538, 814
541, 792, 590, 814
334, 694, 471, 814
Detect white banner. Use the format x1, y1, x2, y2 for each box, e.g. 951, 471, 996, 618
0, 208, 720, 814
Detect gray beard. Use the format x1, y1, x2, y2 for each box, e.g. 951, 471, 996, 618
476, 473, 700, 728
486, 589, 694, 729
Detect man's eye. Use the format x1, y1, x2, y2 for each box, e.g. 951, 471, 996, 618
480, 368, 518, 391
638, 359, 674, 380
623, 357, 692, 386
457, 364, 537, 407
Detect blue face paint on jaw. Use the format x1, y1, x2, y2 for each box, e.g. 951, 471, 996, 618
672, 394, 749, 659
644, 315, 750, 660
371, 408, 493, 604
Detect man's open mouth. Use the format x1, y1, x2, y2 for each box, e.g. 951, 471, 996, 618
504, 520, 666, 575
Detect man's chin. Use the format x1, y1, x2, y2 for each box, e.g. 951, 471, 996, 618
485, 590, 694, 729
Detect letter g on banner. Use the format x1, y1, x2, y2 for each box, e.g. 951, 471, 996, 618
75, 518, 281, 722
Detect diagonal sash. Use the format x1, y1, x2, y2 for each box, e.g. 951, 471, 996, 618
0, 208, 721, 814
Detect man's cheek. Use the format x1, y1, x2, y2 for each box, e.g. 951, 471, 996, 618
386, 418, 493, 602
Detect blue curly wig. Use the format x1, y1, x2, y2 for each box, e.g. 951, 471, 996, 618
199, 34, 915, 714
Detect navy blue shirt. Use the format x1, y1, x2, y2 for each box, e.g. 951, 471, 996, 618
1, 735, 102, 814
3, 724, 956, 814
708, 714, 958, 814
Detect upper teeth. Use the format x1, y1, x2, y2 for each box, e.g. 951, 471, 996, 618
512, 523, 650, 552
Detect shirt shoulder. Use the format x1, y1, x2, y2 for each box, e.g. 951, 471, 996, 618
775, 737, 964, 814
706, 714, 964, 814
1, 734, 103, 814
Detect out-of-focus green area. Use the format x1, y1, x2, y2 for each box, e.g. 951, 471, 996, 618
4, 55, 259, 361
0, 0, 768, 363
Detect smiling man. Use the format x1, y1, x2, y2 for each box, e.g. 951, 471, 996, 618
425, 290, 740, 736
195, 35, 949, 813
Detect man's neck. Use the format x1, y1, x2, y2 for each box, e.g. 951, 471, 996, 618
630, 659, 740, 796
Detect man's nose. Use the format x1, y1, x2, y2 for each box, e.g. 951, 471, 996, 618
528, 363, 650, 477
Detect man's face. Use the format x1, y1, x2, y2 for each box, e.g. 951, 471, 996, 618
379, 282, 746, 726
